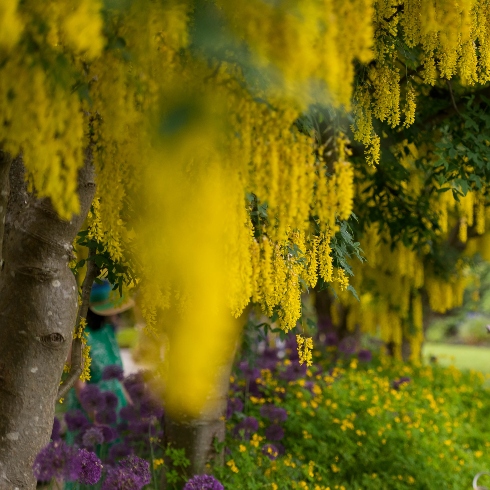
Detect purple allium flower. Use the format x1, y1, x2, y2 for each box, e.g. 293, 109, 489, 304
238, 363, 261, 381
117, 420, 129, 433
338, 336, 357, 355
102, 364, 125, 381
226, 398, 244, 419
278, 363, 307, 382
123, 372, 145, 389
124, 374, 146, 400
139, 395, 164, 419
76, 449, 102, 485
236, 363, 263, 396
119, 405, 140, 422
101, 467, 142, 490
118, 455, 151, 486
264, 424, 284, 441
325, 331, 339, 346
262, 347, 279, 360
261, 443, 279, 460
96, 408, 118, 425
259, 405, 288, 423
82, 426, 104, 448
358, 349, 372, 362
51, 417, 61, 441
108, 442, 133, 463
128, 419, 154, 437
99, 425, 118, 443
65, 410, 90, 432
285, 334, 299, 356
247, 379, 263, 397
104, 391, 119, 411
392, 376, 412, 390
258, 347, 279, 370
183, 474, 224, 490
233, 416, 259, 439
79, 385, 106, 413
33, 440, 81, 482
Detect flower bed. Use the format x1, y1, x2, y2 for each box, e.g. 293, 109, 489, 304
217, 345, 490, 489
37, 342, 490, 489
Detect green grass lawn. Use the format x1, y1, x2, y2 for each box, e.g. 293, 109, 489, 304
423, 341, 490, 373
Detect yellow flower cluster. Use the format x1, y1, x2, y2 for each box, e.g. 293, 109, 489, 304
8, 0, 490, 417
0, 0, 105, 218
215, 0, 373, 108
352, 0, 490, 163
330, 138, 490, 360
296, 334, 314, 367
1, 2, 358, 377
74, 317, 91, 383
226, 459, 239, 474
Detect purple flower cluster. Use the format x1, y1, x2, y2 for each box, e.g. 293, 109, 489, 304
33, 440, 102, 485
65, 409, 90, 432
42, 364, 165, 490
96, 408, 118, 425
108, 442, 133, 463
78, 449, 103, 485
338, 336, 357, 356
102, 364, 125, 381
79, 385, 107, 413
278, 362, 308, 382
183, 474, 224, 490
226, 398, 244, 419
260, 404, 288, 423
233, 416, 259, 439
264, 424, 284, 441
261, 443, 279, 460
358, 349, 373, 363
82, 426, 104, 448
120, 454, 151, 486
33, 440, 80, 482
102, 455, 150, 490
102, 467, 142, 490
124, 372, 147, 399
61, 365, 164, 467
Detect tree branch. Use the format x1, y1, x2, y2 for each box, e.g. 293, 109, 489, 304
446, 80, 462, 117
57, 150, 97, 399
58, 248, 99, 399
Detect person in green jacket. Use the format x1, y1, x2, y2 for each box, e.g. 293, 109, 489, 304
65, 280, 134, 444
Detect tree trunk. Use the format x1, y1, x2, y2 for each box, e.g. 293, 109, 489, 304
0, 155, 95, 489
162, 358, 234, 488
315, 288, 351, 341
0, 151, 12, 268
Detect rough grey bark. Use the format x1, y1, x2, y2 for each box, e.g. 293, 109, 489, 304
162, 358, 235, 487
0, 151, 12, 267
0, 154, 95, 489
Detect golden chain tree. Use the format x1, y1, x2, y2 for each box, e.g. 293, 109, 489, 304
2, 0, 490, 485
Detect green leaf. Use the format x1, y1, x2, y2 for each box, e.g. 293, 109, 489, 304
347, 285, 360, 302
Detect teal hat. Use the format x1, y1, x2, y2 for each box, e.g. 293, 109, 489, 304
89, 280, 134, 316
